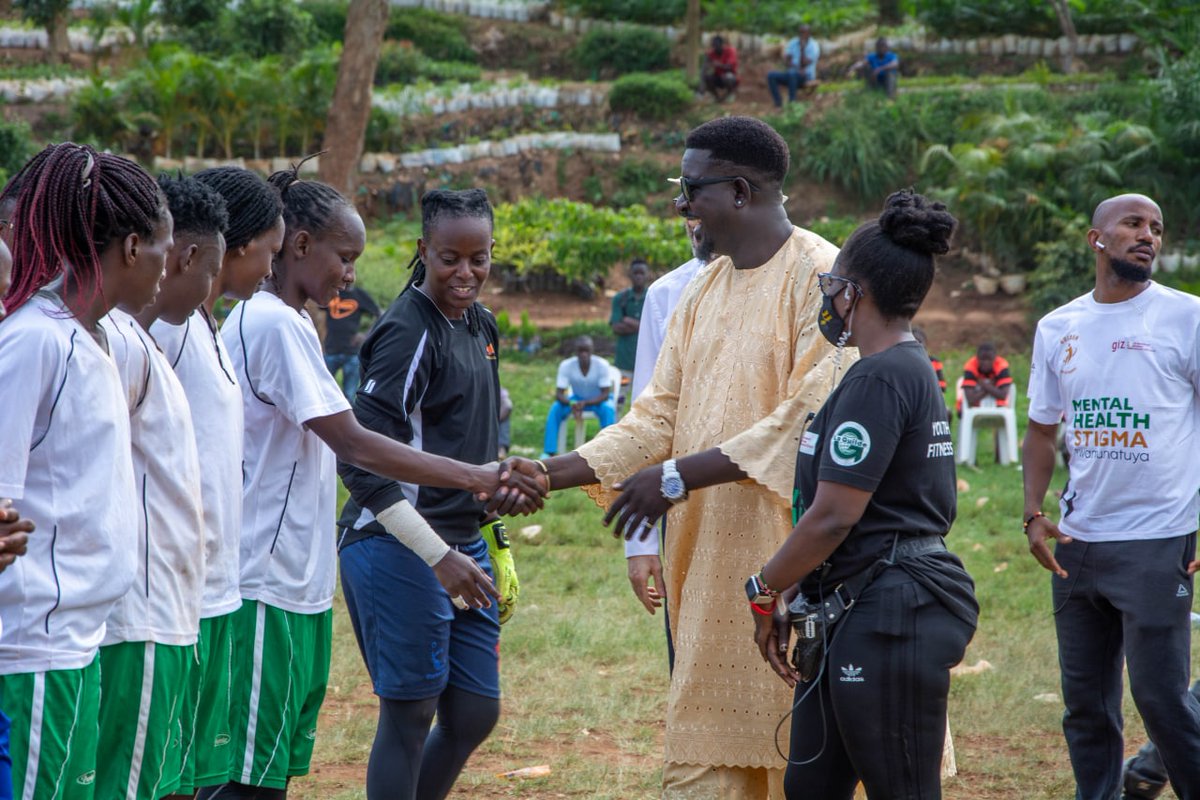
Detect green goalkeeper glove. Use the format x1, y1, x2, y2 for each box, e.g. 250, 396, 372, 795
481, 521, 519, 624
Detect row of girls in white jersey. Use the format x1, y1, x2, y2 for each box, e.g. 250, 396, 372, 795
0, 144, 539, 800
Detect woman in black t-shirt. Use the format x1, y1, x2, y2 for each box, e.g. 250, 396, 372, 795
337, 189, 515, 800
744, 191, 978, 800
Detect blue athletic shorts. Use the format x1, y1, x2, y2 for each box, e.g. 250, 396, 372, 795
339, 534, 501, 701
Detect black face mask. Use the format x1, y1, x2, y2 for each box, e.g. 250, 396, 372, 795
818, 290, 849, 346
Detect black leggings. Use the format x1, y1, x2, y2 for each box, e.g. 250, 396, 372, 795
784, 568, 975, 800
367, 685, 500, 800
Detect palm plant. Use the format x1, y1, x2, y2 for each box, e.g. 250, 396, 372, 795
286, 43, 340, 155
71, 74, 131, 149
121, 45, 191, 159
115, 0, 157, 49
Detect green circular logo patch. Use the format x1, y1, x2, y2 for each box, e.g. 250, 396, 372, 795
830, 421, 871, 466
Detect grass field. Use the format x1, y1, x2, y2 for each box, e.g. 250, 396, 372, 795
293, 348, 1186, 799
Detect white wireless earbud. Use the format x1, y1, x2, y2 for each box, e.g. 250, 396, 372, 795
1096, 241, 1107, 251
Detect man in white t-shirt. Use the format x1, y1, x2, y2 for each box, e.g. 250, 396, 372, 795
540, 335, 614, 456
1023, 193, 1200, 800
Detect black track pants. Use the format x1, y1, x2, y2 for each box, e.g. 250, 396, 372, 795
784, 567, 975, 800
1053, 534, 1200, 800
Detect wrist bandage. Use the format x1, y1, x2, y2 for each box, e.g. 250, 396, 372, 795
376, 501, 449, 566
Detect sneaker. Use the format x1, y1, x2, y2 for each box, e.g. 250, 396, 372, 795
1122, 755, 1168, 799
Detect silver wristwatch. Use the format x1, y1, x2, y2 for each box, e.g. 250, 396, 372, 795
660, 458, 688, 504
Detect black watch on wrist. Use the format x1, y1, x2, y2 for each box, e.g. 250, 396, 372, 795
745, 573, 776, 608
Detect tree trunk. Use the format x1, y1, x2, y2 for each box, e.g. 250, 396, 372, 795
1048, 0, 1078, 73
878, 0, 901, 25
684, 0, 700, 87
47, 10, 69, 64
317, 0, 388, 196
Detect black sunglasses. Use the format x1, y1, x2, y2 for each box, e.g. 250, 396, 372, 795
817, 272, 863, 297
672, 175, 761, 203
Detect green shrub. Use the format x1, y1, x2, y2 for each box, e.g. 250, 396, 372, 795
565, 0, 683, 26
301, 0, 348, 43
806, 215, 863, 247
609, 73, 692, 120
70, 75, 131, 150
610, 157, 669, 208
571, 28, 671, 80
223, 0, 315, 58
703, 0, 875, 36
158, 0, 226, 51
494, 198, 690, 285
790, 93, 914, 201
1027, 217, 1094, 318
566, 0, 874, 35
0, 119, 35, 181
386, 8, 476, 64
914, 0, 1181, 37
374, 41, 482, 85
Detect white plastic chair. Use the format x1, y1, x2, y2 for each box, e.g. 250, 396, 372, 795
956, 377, 1019, 466
556, 364, 623, 453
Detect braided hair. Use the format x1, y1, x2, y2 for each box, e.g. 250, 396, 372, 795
193, 166, 283, 250
265, 154, 352, 240
157, 173, 229, 238
404, 188, 494, 336
2, 143, 165, 316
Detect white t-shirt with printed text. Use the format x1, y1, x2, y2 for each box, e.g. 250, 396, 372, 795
0, 293, 138, 673
1028, 281, 1200, 542
222, 291, 351, 614
100, 309, 205, 645
153, 310, 245, 619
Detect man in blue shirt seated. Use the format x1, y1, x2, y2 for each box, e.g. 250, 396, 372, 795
541, 335, 615, 456
767, 23, 819, 107
850, 37, 900, 99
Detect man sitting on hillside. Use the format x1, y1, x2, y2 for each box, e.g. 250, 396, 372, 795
701, 36, 739, 103
767, 23, 819, 107
541, 335, 614, 457
849, 37, 900, 99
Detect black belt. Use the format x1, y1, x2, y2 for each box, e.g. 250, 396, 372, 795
819, 534, 946, 625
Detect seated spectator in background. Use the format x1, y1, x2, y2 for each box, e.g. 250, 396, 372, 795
610, 259, 650, 384
498, 385, 513, 459
767, 23, 819, 108
702, 36, 739, 102
541, 336, 614, 457
958, 341, 1013, 415
323, 284, 380, 400
850, 37, 899, 99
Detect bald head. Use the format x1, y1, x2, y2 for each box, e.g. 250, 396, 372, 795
1092, 194, 1161, 229
1089, 193, 1162, 286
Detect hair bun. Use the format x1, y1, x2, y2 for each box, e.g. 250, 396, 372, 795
878, 189, 956, 256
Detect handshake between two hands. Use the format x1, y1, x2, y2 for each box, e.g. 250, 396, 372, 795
474, 457, 671, 543
474, 458, 550, 517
